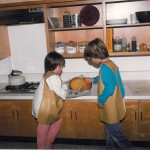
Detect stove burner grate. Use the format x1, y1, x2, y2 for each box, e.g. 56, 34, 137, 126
5, 82, 39, 93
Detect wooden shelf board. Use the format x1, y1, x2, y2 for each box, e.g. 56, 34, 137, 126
106, 23, 150, 28
109, 51, 150, 57
48, 25, 103, 31
62, 51, 150, 58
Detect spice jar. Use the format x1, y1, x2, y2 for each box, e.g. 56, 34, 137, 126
66, 41, 77, 54
55, 42, 65, 54
78, 41, 88, 53
113, 36, 122, 52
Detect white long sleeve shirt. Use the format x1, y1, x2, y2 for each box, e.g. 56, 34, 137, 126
32, 74, 67, 118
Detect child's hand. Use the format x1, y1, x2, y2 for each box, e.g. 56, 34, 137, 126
97, 102, 104, 108
85, 77, 93, 83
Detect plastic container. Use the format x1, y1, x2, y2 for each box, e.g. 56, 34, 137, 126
55, 42, 65, 54
78, 41, 88, 53
66, 41, 77, 54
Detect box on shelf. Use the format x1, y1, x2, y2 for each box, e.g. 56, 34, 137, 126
106, 28, 114, 53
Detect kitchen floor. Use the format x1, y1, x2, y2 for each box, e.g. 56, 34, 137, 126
0, 137, 150, 149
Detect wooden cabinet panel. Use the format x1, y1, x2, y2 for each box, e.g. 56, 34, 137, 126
0, 26, 11, 60
121, 100, 138, 140
57, 100, 105, 139
138, 100, 150, 141
0, 100, 37, 137
57, 100, 77, 138
0, 101, 19, 136
16, 101, 37, 137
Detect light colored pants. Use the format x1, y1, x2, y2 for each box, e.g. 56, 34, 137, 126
37, 118, 62, 149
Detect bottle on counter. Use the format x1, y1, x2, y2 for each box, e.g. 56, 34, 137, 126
131, 35, 137, 52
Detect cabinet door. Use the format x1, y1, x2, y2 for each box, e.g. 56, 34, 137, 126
0, 26, 11, 59
0, 101, 19, 136
57, 100, 77, 138
74, 100, 105, 139
121, 100, 138, 140
57, 100, 105, 139
16, 100, 37, 137
138, 100, 150, 141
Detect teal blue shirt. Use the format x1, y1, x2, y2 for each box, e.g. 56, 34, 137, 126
93, 64, 125, 105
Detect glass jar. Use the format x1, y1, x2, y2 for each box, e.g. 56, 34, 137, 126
66, 41, 77, 54
78, 41, 88, 53
113, 36, 122, 52
55, 42, 65, 54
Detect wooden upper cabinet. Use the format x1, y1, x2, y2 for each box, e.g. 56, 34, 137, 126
0, 26, 11, 60
0, 0, 40, 4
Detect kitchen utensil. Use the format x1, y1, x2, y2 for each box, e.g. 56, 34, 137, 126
80, 5, 100, 26
106, 18, 127, 25
71, 14, 81, 27
136, 11, 150, 23
69, 76, 92, 91
63, 11, 72, 28
8, 70, 25, 86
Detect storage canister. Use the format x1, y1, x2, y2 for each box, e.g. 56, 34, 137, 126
78, 41, 88, 53
113, 36, 122, 52
55, 42, 65, 54
66, 41, 77, 54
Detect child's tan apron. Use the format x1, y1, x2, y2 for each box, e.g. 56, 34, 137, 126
98, 61, 126, 124
38, 71, 63, 124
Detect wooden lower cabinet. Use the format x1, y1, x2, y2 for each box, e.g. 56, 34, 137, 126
57, 100, 105, 139
121, 100, 150, 141
121, 100, 139, 140
0, 100, 37, 137
0, 99, 149, 141
138, 100, 150, 141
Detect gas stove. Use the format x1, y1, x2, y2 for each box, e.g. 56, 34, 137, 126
0, 82, 39, 94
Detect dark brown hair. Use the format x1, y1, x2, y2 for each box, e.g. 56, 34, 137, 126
84, 38, 109, 61
44, 51, 65, 73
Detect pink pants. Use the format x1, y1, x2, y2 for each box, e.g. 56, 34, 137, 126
37, 118, 62, 149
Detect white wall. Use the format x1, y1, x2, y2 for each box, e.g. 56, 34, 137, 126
8, 23, 47, 73
62, 57, 150, 80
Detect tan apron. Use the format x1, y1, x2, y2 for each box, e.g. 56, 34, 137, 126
38, 71, 63, 124
98, 61, 126, 124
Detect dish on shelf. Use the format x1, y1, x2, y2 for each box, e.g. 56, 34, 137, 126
106, 18, 127, 25
136, 11, 150, 23
80, 5, 100, 26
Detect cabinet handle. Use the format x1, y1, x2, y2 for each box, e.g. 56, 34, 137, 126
75, 112, 77, 120
17, 110, 19, 119
134, 111, 136, 121
70, 110, 72, 120
140, 111, 142, 121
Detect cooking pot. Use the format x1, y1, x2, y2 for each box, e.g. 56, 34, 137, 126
8, 70, 25, 86
69, 76, 92, 91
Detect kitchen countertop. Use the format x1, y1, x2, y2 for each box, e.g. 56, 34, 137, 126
0, 80, 150, 100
